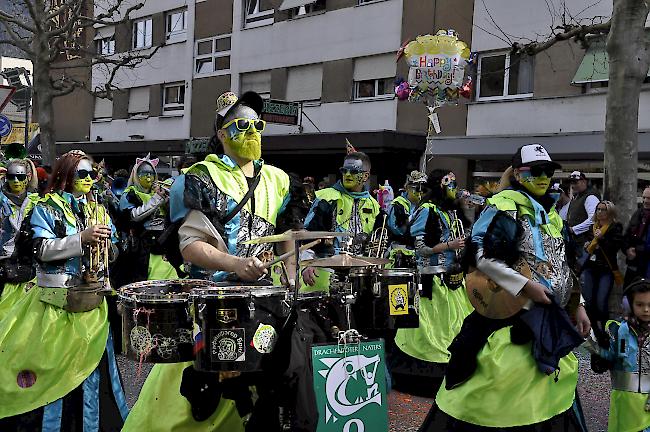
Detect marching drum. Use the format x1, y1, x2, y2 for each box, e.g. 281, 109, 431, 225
118, 280, 215, 363
191, 285, 289, 373
354, 268, 419, 330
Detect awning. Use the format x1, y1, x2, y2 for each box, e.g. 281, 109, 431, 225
572, 35, 650, 84
279, 0, 317, 11
93, 26, 115, 41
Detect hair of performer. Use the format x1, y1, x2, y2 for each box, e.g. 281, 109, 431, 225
423, 169, 458, 207
339, 151, 371, 192
5, 158, 37, 194
593, 200, 618, 225
47, 151, 96, 197
625, 278, 650, 323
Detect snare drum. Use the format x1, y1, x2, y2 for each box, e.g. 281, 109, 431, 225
355, 268, 419, 330
118, 279, 214, 363
191, 285, 288, 373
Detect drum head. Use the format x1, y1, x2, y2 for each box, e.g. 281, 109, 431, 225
349, 267, 375, 277
119, 279, 220, 303
191, 285, 286, 299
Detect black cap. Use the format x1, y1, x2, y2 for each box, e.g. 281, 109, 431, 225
216, 91, 264, 130
568, 171, 587, 181
512, 144, 561, 170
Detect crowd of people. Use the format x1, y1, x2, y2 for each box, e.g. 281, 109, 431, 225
0, 90, 648, 432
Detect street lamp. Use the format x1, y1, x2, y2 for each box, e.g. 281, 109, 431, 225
0, 67, 32, 148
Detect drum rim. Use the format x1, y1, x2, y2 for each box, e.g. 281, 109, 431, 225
378, 268, 416, 277
118, 279, 220, 303
190, 285, 287, 298
349, 267, 375, 276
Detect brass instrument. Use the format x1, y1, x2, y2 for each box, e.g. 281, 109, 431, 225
448, 210, 466, 276
366, 215, 389, 258
83, 191, 112, 291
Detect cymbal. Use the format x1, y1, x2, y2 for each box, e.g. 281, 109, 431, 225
301, 254, 390, 268
465, 259, 531, 319
243, 230, 351, 245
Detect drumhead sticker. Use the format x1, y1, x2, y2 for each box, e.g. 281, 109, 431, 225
211, 329, 245, 362
388, 284, 408, 315
253, 323, 278, 354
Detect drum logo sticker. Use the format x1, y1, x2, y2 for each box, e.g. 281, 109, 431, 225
388, 284, 408, 315
211, 328, 245, 362
217, 308, 237, 324
252, 323, 278, 354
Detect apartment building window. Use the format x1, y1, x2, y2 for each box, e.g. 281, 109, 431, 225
163, 83, 185, 114
128, 87, 150, 118
97, 37, 115, 55
357, 0, 382, 4
476, 52, 534, 101
195, 35, 231, 76
353, 54, 396, 100
244, 0, 274, 28
133, 17, 153, 49
286, 64, 323, 103
93, 97, 113, 121
166, 8, 188, 43
279, 0, 326, 18
240, 70, 271, 99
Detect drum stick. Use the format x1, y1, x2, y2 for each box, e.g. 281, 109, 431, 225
262, 239, 321, 269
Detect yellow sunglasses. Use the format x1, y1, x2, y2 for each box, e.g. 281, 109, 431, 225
223, 118, 266, 133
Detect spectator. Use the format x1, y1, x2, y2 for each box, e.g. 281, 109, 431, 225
580, 200, 624, 342
567, 171, 600, 246
623, 186, 650, 283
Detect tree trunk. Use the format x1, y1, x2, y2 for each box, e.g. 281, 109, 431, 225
31, 0, 57, 167
604, 0, 650, 224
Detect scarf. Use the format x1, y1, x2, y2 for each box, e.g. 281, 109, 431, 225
586, 222, 609, 255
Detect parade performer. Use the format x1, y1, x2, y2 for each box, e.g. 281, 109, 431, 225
430, 144, 590, 431
123, 91, 306, 432
302, 150, 382, 290
0, 150, 128, 431
386, 170, 427, 268
119, 154, 178, 282
591, 278, 650, 432
0, 157, 39, 318
391, 170, 473, 395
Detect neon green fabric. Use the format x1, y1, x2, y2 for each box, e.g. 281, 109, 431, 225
189, 155, 290, 226
315, 187, 379, 234
392, 195, 411, 213
148, 253, 179, 280
0, 279, 34, 321
608, 389, 650, 432
299, 268, 331, 293
0, 287, 109, 417
122, 361, 245, 432
387, 247, 415, 269
394, 276, 472, 363
488, 190, 564, 238
124, 185, 154, 205
436, 326, 578, 427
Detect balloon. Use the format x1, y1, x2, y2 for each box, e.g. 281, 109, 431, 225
399, 29, 471, 108
460, 76, 473, 99
395, 81, 410, 101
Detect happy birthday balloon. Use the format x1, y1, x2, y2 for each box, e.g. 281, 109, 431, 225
401, 29, 471, 108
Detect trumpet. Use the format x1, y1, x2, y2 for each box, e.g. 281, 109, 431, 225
366, 214, 389, 258
448, 210, 466, 271
83, 191, 112, 291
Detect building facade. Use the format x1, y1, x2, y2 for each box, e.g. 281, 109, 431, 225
57, 0, 474, 186
430, 0, 650, 190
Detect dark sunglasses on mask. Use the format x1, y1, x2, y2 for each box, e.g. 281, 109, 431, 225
223, 118, 266, 133
339, 167, 367, 176
520, 165, 555, 178
6, 173, 27, 181
138, 171, 155, 177
76, 169, 97, 180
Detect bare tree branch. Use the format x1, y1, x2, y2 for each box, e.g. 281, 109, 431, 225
0, 19, 34, 54
512, 21, 611, 56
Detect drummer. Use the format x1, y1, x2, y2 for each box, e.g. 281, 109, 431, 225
391, 170, 474, 396
302, 149, 383, 290
386, 170, 428, 268
122, 90, 307, 432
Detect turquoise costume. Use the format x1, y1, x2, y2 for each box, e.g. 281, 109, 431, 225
0, 191, 128, 430
123, 154, 295, 432
435, 189, 581, 429
394, 202, 472, 365
594, 320, 650, 432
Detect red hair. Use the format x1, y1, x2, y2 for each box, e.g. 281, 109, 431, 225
46, 151, 93, 194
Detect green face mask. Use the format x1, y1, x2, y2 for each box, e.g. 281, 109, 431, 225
518, 170, 551, 197
6, 164, 28, 194
225, 130, 262, 161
